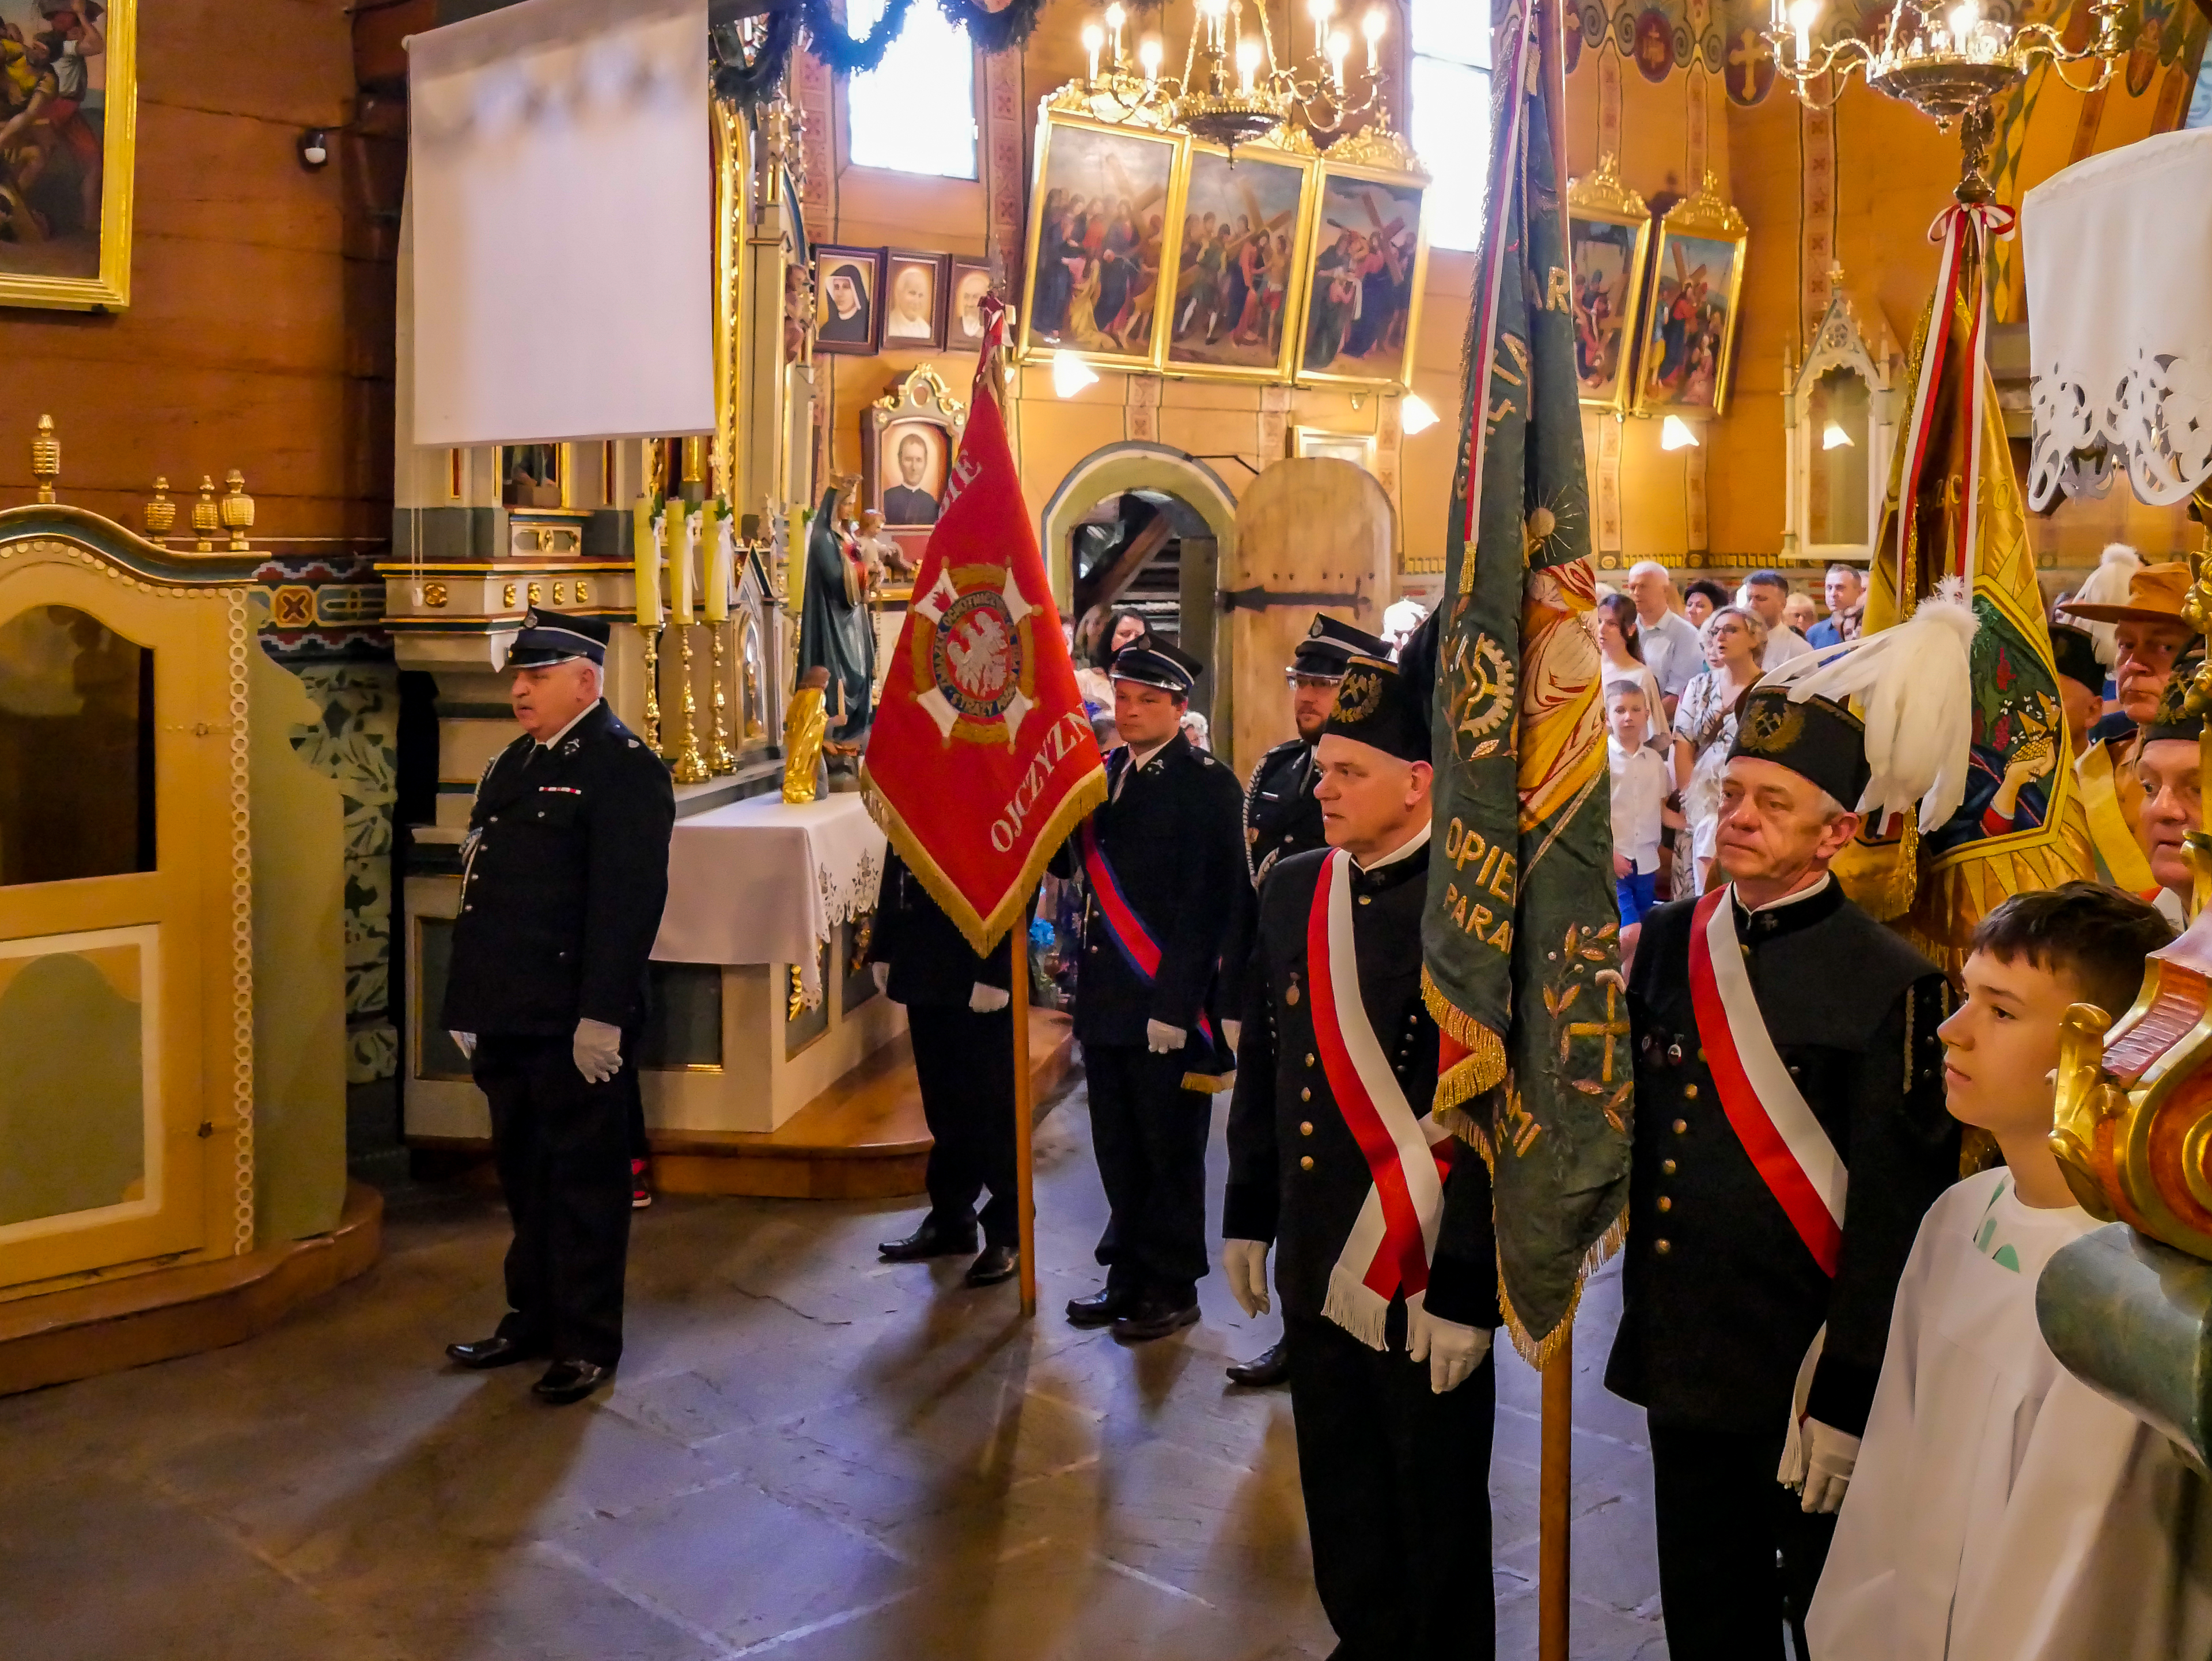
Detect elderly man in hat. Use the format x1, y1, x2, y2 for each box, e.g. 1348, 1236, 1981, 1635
1058, 637, 1247, 1342
442, 611, 676, 1405
2060, 561, 2197, 894
1607, 683, 1959, 1658
1223, 642, 1500, 1660
2135, 659, 2207, 929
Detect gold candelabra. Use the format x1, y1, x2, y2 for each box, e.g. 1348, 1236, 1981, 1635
1763, 0, 2127, 198
708, 620, 737, 774
671, 624, 710, 784
638, 623, 663, 754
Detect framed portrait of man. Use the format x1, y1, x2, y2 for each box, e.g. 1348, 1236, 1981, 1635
1566, 156, 1653, 413
862, 366, 969, 542
881, 249, 948, 349
1291, 134, 1430, 390
1633, 173, 1748, 419
1161, 138, 1315, 381
1017, 111, 1184, 370
813, 243, 884, 355
946, 258, 993, 349
0, 0, 134, 311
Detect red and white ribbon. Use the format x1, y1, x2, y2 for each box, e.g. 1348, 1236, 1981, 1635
1309, 849, 1456, 1350
1686, 888, 1847, 1276
1892, 200, 2018, 598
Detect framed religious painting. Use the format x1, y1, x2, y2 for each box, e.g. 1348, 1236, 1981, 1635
1566, 155, 1653, 413
1160, 137, 1315, 382
1633, 172, 1749, 419
880, 248, 949, 350
0, 0, 135, 310
945, 256, 994, 350
812, 243, 883, 355
1293, 131, 1431, 389
1017, 110, 1184, 371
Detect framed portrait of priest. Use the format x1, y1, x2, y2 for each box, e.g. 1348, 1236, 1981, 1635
1633, 173, 1749, 419
1566, 156, 1653, 413
0, 0, 135, 311
1017, 110, 1184, 370
1291, 135, 1431, 389
946, 257, 994, 350
813, 243, 884, 355
1160, 138, 1315, 381
862, 366, 969, 546
881, 249, 949, 350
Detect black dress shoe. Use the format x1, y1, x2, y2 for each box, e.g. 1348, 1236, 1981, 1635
1112, 1292, 1201, 1343
532, 1360, 613, 1405
1225, 1337, 1290, 1387
1065, 1286, 1135, 1328
446, 1335, 542, 1370
878, 1221, 980, 1262
964, 1243, 1019, 1288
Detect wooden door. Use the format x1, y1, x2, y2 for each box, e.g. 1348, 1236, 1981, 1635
1223, 458, 1395, 774
0, 553, 244, 1293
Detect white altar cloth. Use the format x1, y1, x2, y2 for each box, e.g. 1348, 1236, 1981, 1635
652, 793, 885, 1006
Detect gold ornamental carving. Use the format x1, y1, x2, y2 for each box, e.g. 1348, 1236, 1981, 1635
1567, 152, 1650, 220
1324, 123, 1426, 178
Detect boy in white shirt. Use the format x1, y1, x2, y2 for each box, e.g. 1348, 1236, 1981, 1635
1605, 680, 1666, 952
1809, 881, 2212, 1661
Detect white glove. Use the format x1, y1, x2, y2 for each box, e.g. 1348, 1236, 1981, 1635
1407, 1306, 1492, 1395
449, 1030, 477, 1061
872, 961, 889, 992
573, 1017, 623, 1084
1222, 1238, 1271, 1317
1146, 1019, 1187, 1054
1800, 1420, 1860, 1514
1222, 1019, 1243, 1051
969, 982, 1011, 1013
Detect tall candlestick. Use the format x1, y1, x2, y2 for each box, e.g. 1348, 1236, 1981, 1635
708, 621, 736, 773
632, 494, 662, 627
638, 623, 663, 754
671, 625, 709, 783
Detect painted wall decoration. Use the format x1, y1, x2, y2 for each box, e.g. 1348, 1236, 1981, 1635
1294, 155, 1429, 388
1017, 112, 1181, 368
1567, 155, 1653, 411
1162, 142, 1313, 380
1635, 174, 1749, 418
0, 0, 132, 309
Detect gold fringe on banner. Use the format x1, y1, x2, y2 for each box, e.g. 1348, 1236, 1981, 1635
1421, 964, 1509, 1113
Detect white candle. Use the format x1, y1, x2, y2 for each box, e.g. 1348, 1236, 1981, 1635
632, 493, 662, 628
666, 498, 693, 622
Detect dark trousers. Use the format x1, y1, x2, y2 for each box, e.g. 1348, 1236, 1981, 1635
910, 1003, 1018, 1247
1286, 1313, 1497, 1661
1082, 1043, 1213, 1301
1648, 1422, 1837, 1660
475, 1034, 634, 1368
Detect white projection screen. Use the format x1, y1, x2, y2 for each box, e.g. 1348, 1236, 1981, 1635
408, 0, 713, 447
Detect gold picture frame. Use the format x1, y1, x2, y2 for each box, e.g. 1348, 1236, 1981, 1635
1566, 154, 1653, 414
1291, 128, 1431, 391
1018, 109, 1186, 372
1158, 135, 1316, 384
0, 0, 135, 311
1632, 170, 1748, 421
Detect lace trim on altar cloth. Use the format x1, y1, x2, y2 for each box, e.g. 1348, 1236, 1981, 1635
818, 846, 883, 937
2028, 347, 2212, 511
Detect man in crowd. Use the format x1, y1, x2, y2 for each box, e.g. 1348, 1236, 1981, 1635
1627, 560, 1705, 717
442, 611, 676, 1406
1222, 613, 1390, 1390
1608, 683, 1958, 1656
1224, 646, 1500, 1660
1060, 638, 1247, 1342
1740, 570, 1813, 664
1805, 564, 1863, 649
2134, 661, 2203, 929
2060, 562, 2195, 896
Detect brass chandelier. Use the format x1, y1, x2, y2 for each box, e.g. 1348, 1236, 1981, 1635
1073, 0, 1393, 151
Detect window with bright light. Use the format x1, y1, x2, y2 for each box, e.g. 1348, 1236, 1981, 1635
1409, 0, 1491, 252
846, 0, 978, 180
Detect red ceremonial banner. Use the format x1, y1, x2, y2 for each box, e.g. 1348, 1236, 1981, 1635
859, 298, 1107, 955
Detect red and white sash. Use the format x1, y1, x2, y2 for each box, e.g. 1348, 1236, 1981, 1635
1686, 887, 1848, 1276
1309, 849, 1456, 1350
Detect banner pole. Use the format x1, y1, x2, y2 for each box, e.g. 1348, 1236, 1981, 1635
1539, 1330, 1573, 1661
1012, 909, 1037, 1319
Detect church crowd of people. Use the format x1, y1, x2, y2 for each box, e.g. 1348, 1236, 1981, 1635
440, 543, 2212, 1659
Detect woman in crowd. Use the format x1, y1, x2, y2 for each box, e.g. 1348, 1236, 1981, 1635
1597, 593, 1668, 748
1681, 578, 1729, 629
1672, 604, 1768, 894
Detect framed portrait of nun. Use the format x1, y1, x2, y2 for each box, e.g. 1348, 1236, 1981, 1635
812, 244, 883, 355
1633, 175, 1749, 419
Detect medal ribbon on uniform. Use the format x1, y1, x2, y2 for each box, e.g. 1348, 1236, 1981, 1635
1078, 819, 1217, 1049
1685, 887, 1848, 1276
1308, 848, 1455, 1351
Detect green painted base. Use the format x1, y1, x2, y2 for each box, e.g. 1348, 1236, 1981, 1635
2037, 1222, 2212, 1473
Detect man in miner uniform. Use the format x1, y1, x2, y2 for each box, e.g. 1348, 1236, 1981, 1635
442, 610, 676, 1406
1222, 612, 1393, 1390
1607, 682, 1957, 1656
1223, 650, 1500, 1660
1058, 636, 1247, 1342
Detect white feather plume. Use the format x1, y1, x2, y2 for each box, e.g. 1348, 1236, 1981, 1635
1758, 577, 1980, 831
2059, 543, 2142, 667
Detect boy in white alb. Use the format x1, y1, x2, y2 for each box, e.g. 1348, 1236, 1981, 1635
1809, 882, 2212, 1661
1606, 680, 1666, 948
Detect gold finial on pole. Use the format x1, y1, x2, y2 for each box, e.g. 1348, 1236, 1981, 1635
219, 469, 255, 552
671, 625, 710, 783
192, 476, 219, 553
31, 414, 58, 503
144, 477, 176, 536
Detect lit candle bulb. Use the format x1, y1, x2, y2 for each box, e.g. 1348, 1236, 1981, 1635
1236, 35, 1262, 89
1138, 35, 1163, 80
1788, 0, 1820, 64
1309, 0, 1335, 57
1082, 20, 1103, 81
1360, 7, 1385, 72
1201, 0, 1226, 50
1105, 1, 1125, 65
1327, 28, 1350, 79
1946, 0, 1978, 51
